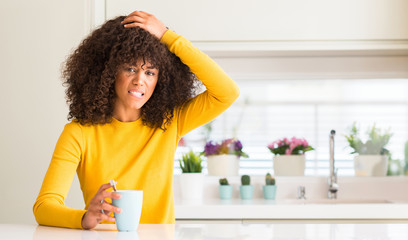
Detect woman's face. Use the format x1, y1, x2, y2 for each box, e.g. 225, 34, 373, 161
114, 60, 159, 118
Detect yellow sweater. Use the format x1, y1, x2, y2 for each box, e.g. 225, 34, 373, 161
33, 29, 239, 229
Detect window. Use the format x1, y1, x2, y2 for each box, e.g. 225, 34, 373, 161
175, 56, 408, 176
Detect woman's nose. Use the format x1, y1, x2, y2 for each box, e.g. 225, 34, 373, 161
131, 72, 144, 85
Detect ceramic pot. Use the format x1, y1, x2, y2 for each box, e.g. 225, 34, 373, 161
263, 185, 277, 200
273, 155, 305, 176
207, 154, 239, 176
239, 185, 254, 200
354, 155, 388, 176
219, 185, 233, 200
179, 173, 204, 200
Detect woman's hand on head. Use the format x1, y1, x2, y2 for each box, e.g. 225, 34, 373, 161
81, 183, 122, 230
122, 11, 168, 40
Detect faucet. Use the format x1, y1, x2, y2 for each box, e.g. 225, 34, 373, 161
328, 130, 338, 199
297, 186, 306, 200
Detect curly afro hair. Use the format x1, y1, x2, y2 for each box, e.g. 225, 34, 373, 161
62, 16, 198, 130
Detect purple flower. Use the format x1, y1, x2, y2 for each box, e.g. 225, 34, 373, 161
234, 140, 243, 151
203, 139, 248, 158
204, 141, 218, 156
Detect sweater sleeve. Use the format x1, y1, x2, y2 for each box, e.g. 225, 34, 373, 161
33, 122, 86, 229
161, 30, 240, 137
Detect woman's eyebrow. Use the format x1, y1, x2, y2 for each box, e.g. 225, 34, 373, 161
145, 65, 158, 70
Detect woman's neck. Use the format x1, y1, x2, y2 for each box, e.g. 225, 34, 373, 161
112, 108, 141, 122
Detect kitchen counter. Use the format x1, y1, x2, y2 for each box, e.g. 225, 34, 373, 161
175, 198, 408, 221
174, 176, 408, 221
4, 223, 408, 239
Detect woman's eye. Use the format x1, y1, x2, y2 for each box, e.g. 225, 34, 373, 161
127, 68, 136, 73
146, 71, 155, 76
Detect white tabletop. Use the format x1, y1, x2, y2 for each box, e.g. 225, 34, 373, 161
175, 198, 408, 220
2, 223, 408, 240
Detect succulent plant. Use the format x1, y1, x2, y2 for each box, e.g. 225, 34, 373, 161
241, 175, 250, 185
405, 141, 408, 164
178, 150, 203, 173
404, 141, 408, 175
265, 172, 275, 185
345, 122, 392, 155
219, 178, 229, 185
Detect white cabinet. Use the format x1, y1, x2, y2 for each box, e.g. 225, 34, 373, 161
102, 0, 408, 56
105, 0, 408, 42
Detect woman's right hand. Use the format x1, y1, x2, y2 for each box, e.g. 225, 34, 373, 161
81, 183, 122, 230
122, 11, 168, 40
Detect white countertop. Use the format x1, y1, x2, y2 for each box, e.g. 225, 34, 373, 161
174, 176, 408, 220
175, 198, 408, 220
3, 223, 408, 240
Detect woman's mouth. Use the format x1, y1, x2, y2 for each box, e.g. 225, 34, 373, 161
128, 90, 144, 98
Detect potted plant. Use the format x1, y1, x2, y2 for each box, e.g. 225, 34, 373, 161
239, 175, 253, 200
203, 138, 249, 176
219, 178, 233, 200
263, 173, 277, 200
404, 141, 408, 176
267, 137, 314, 176
345, 122, 392, 176
179, 150, 204, 200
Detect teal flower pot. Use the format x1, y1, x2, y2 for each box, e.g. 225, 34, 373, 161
219, 185, 233, 200
263, 185, 277, 200
239, 185, 254, 200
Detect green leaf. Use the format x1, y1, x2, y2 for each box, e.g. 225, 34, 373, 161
179, 150, 202, 173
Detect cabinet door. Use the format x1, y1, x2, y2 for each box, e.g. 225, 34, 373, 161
106, 0, 408, 41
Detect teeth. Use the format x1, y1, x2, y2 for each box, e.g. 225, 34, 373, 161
129, 91, 143, 97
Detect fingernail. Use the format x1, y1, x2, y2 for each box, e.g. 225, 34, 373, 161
117, 208, 122, 213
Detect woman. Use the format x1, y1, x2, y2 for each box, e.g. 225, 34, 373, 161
33, 11, 239, 229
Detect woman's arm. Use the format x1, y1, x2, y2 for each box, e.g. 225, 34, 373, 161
33, 123, 86, 228
33, 123, 120, 229
122, 11, 240, 136
163, 30, 240, 136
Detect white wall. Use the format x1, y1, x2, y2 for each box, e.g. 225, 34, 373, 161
0, 0, 89, 224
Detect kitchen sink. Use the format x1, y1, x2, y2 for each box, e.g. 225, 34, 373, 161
280, 198, 395, 204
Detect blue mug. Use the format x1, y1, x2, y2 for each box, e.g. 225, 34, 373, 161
112, 190, 143, 231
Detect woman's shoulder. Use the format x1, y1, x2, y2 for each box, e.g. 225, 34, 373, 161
63, 119, 114, 133
64, 119, 81, 128
60, 120, 83, 135
63, 119, 97, 134
64, 119, 98, 128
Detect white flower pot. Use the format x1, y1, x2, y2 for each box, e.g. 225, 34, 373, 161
354, 155, 388, 176
207, 154, 239, 176
273, 155, 305, 176
179, 173, 204, 200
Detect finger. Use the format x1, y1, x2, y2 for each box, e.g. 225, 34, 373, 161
124, 10, 148, 21
98, 212, 116, 222
97, 183, 113, 193
91, 184, 114, 204
123, 22, 144, 29
102, 202, 122, 214
127, 10, 149, 17
122, 15, 145, 25
111, 192, 122, 199
137, 11, 151, 17
127, 10, 139, 17
101, 190, 122, 200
